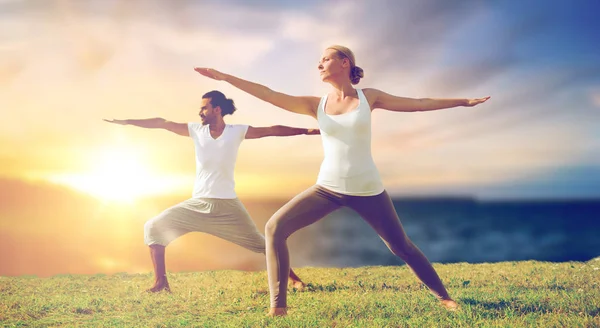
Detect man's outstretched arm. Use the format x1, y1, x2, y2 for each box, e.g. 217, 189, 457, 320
245, 125, 320, 139
103, 118, 189, 136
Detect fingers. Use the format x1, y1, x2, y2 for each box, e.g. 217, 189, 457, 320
193, 67, 206, 75
103, 119, 125, 125
469, 96, 491, 106
193, 67, 224, 80
194, 67, 213, 78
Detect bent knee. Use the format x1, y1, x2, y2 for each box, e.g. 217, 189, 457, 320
264, 219, 278, 237
144, 219, 160, 236
265, 219, 288, 241
144, 218, 169, 246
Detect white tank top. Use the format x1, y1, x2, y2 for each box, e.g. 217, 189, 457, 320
187, 123, 249, 199
316, 89, 384, 196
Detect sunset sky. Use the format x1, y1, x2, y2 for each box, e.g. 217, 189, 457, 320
1, 0, 599, 276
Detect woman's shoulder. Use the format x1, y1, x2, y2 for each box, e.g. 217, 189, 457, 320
360, 88, 380, 98
358, 88, 381, 109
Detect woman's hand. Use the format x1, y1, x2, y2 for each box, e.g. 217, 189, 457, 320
465, 96, 491, 107
194, 67, 227, 81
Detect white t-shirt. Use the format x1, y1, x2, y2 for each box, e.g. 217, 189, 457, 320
316, 88, 384, 196
187, 123, 249, 199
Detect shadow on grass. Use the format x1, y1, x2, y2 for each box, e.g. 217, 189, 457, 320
302, 281, 410, 293
461, 298, 600, 316
304, 282, 351, 293
463, 297, 556, 314
462, 298, 518, 311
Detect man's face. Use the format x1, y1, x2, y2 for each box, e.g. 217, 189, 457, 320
199, 98, 220, 125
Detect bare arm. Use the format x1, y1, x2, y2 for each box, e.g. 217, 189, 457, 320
103, 118, 189, 136
245, 125, 320, 139
194, 67, 320, 118
363, 88, 490, 112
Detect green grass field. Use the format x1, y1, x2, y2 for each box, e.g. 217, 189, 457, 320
1, 259, 599, 327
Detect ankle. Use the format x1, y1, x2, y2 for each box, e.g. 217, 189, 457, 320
268, 307, 287, 317
154, 276, 168, 284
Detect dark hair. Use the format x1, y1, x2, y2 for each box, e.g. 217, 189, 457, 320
202, 90, 237, 116
350, 66, 364, 85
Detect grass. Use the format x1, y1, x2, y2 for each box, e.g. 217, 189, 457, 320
1, 259, 599, 327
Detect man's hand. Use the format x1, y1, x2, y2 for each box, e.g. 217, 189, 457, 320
307, 128, 320, 135
103, 119, 128, 125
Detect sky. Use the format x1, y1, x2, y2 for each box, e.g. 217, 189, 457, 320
1, 0, 599, 276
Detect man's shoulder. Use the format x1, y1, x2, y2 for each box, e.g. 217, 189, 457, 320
227, 124, 249, 131
226, 124, 249, 140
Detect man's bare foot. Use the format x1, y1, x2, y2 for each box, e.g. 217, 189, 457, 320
145, 279, 171, 293
267, 307, 287, 317
440, 299, 459, 311
290, 279, 306, 291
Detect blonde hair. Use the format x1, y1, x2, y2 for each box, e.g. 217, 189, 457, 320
327, 45, 364, 85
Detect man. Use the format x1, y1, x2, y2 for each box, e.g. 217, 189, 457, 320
105, 90, 318, 292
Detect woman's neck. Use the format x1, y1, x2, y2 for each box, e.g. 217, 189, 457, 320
329, 80, 356, 99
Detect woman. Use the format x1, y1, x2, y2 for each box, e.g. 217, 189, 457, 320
194, 45, 490, 316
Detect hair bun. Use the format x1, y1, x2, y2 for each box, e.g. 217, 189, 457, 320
350, 66, 364, 85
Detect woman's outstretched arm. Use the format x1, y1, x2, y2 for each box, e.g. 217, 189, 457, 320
194, 67, 320, 118
363, 88, 490, 112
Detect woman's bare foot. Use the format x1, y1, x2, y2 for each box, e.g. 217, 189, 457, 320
145, 278, 171, 293
440, 299, 459, 311
267, 307, 287, 317
288, 268, 305, 291
290, 279, 306, 291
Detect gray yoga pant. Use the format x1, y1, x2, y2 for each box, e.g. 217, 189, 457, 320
266, 184, 450, 308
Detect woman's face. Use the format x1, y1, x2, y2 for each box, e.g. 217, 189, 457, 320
318, 48, 349, 82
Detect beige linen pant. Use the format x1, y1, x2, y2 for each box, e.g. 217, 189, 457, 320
144, 198, 265, 254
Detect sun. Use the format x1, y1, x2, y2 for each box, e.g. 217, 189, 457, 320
49, 147, 186, 202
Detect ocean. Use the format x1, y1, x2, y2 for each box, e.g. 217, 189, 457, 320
285, 198, 600, 267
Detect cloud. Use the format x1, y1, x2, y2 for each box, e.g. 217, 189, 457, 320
318, 0, 483, 78
416, 12, 552, 94
0, 54, 25, 86
278, 11, 343, 42
369, 62, 600, 159
466, 165, 600, 199
0, 3, 120, 75
143, 24, 276, 68
370, 103, 593, 197
3, 0, 600, 201
0, 1, 284, 78
0, 0, 29, 17
592, 89, 600, 107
